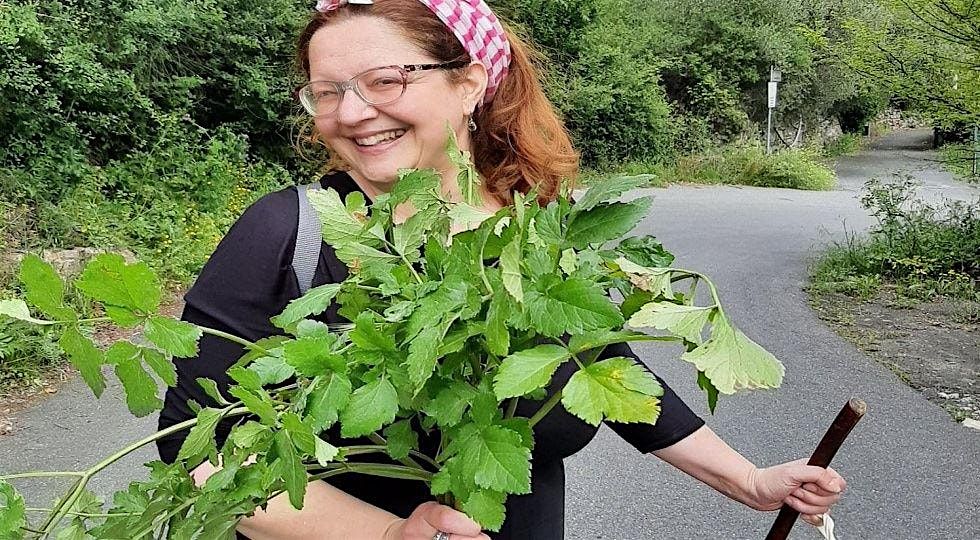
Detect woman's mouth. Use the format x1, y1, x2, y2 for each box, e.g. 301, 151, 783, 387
355, 129, 407, 147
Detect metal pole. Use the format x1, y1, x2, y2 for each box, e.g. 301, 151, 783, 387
973, 124, 978, 176
766, 108, 773, 155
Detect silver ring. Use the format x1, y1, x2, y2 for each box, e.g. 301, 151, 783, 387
432, 532, 450, 540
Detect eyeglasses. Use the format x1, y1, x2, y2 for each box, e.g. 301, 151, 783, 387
297, 60, 469, 117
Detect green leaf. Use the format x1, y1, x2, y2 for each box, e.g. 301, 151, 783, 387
566, 197, 653, 249
0, 299, 51, 325
0, 480, 26, 539
493, 344, 570, 399
468, 390, 499, 427
229, 365, 263, 392
628, 302, 714, 344
335, 242, 400, 269
282, 412, 316, 454
572, 175, 653, 214
447, 203, 494, 230
59, 326, 106, 398
19, 254, 73, 321
558, 248, 577, 275
177, 407, 223, 465
306, 372, 353, 431
393, 212, 428, 260
697, 371, 720, 414
314, 437, 340, 466
75, 253, 161, 314
567, 329, 666, 354
533, 203, 563, 245
340, 377, 398, 438
249, 356, 295, 385
283, 337, 345, 377
274, 430, 307, 509
681, 318, 785, 395
271, 283, 342, 330
196, 377, 231, 406
406, 324, 448, 391
617, 235, 675, 268
388, 169, 442, 211
484, 284, 511, 357
384, 419, 418, 460
561, 358, 662, 426
424, 382, 477, 428
230, 421, 269, 448
524, 277, 624, 337
307, 188, 373, 246
105, 342, 164, 417
458, 425, 531, 494
462, 489, 506, 532
616, 257, 674, 298
140, 346, 176, 387
228, 386, 278, 426
447, 126, 483, 207
144, 316, 202, 358
500, 236, 524, 303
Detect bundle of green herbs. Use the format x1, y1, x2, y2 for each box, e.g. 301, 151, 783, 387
0, 138, 784, 537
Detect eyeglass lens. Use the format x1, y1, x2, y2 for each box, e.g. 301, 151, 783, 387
301, 67, 406, 115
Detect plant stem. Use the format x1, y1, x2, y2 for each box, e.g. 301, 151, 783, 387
24, 508, 138, 518
0, 472, 84, 481
528, 390, 563, 428
367, 433, 426, 470
504, 398, 519, 419
198, 326, 270, 354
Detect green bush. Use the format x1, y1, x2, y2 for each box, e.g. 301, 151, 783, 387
811, 177, 980, 301
663, 145, 837, 190
822, 134, 863, 157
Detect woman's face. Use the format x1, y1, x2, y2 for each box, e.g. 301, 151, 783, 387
308, 16, 485, 198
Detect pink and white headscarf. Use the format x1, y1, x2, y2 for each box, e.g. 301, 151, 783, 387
315, 0, 511, 103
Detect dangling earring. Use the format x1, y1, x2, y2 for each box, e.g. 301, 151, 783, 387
468, 115, 477, 132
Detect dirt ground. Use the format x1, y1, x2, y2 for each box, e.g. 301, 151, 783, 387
810, 288, 979, 421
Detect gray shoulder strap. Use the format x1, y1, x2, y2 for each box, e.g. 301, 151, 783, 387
293, 182, 323, 295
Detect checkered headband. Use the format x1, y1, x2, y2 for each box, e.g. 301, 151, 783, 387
316, 0, 512, 103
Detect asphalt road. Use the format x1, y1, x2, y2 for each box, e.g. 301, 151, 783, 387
2, 129, 977, 539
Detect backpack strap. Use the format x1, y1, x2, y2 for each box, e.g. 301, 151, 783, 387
292, 182, 323, 295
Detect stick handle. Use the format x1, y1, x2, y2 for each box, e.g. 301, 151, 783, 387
764, 399, 866, 540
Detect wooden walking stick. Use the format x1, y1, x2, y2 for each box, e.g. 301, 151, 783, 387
765, 399, 867, 540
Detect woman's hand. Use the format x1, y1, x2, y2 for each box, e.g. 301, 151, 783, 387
748, 458, 846, 525
384, 502, 489, 540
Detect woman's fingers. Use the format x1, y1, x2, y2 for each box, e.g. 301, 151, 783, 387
801, 513, 825, 527
406, 501, 487, 540
784, 493, 833, 516
789, 484, 841, 511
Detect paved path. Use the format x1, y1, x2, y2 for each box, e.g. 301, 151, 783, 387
565, 129, 980, 539
2, 129, 977, 539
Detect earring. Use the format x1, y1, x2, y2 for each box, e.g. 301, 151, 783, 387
468, 116, 477, 132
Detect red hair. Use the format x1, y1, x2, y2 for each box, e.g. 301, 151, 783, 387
296, 0, 578, 203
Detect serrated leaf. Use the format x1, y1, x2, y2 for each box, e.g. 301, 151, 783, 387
616, 257, 674, 298
314, 437, 340, 466
561, 358, 662, 426
144, 316, 202, 358
335, 242, 400, 269
533, 203, 563, 245
282, 412, 316, 454
308, 188, 373, 246
271, 283, 342, 329
230, 421, 269, 448
274, 430, 307, 509
493, 344, 570, 399
19, 254, 74, 321
75, 253, 161, 314
566, 197, 653, 249
306, 372, 352, 431
500, 237, 523, 303
524, 277, 624, 337
228, 386, 278, 426
229, 365, 262, 392
249, 356, 295, 385
447, 203, 494, 230
0, 480, 26, 538
139, 346, 176, 387
484, 284, 511, 357
558, 248, 577, 275
424, 382, 477, 428
389, 169, 442, 210
468, 390, 499, 427
681, 319, 785, 394
393, 212, 427, 260
617, 235, 675, 268
384, 419, 418, 460
458, 425, 531, 494
572, 175, 653, 214
105, 342, 163, 417
462, 489, 506, 532
406, 325, 442, 391
59, 326, 105, 398
628, 302, 714, 344
177, 407, 223, 465
0, 299, 51, 325
447, 126, 483, 207
567, 329, 665, 354
283, 337, 344, 377
340, 377, 398, 438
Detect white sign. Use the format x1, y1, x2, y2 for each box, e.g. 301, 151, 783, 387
767, 81, 778, 109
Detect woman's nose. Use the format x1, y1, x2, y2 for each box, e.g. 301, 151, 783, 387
335, 89, 378, 125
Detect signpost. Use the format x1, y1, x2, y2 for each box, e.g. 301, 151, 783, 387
766, 66, 781, 155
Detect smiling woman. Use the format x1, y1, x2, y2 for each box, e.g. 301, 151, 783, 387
150, 1, 847, 540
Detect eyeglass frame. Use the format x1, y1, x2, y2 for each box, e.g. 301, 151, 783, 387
296, 60, 471, 117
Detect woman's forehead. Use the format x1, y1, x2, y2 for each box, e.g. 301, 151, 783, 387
308, 17, 431, 79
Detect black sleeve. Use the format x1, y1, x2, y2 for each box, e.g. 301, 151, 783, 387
600, 341, 705, 453
156, 186, 303, 463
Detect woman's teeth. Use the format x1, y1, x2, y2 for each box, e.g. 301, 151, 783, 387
355, 129, 406, 146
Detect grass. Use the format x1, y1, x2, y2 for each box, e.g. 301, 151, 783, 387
939, 143, 980, 183
659, 144, 837, 190
821, 133, 864, 158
